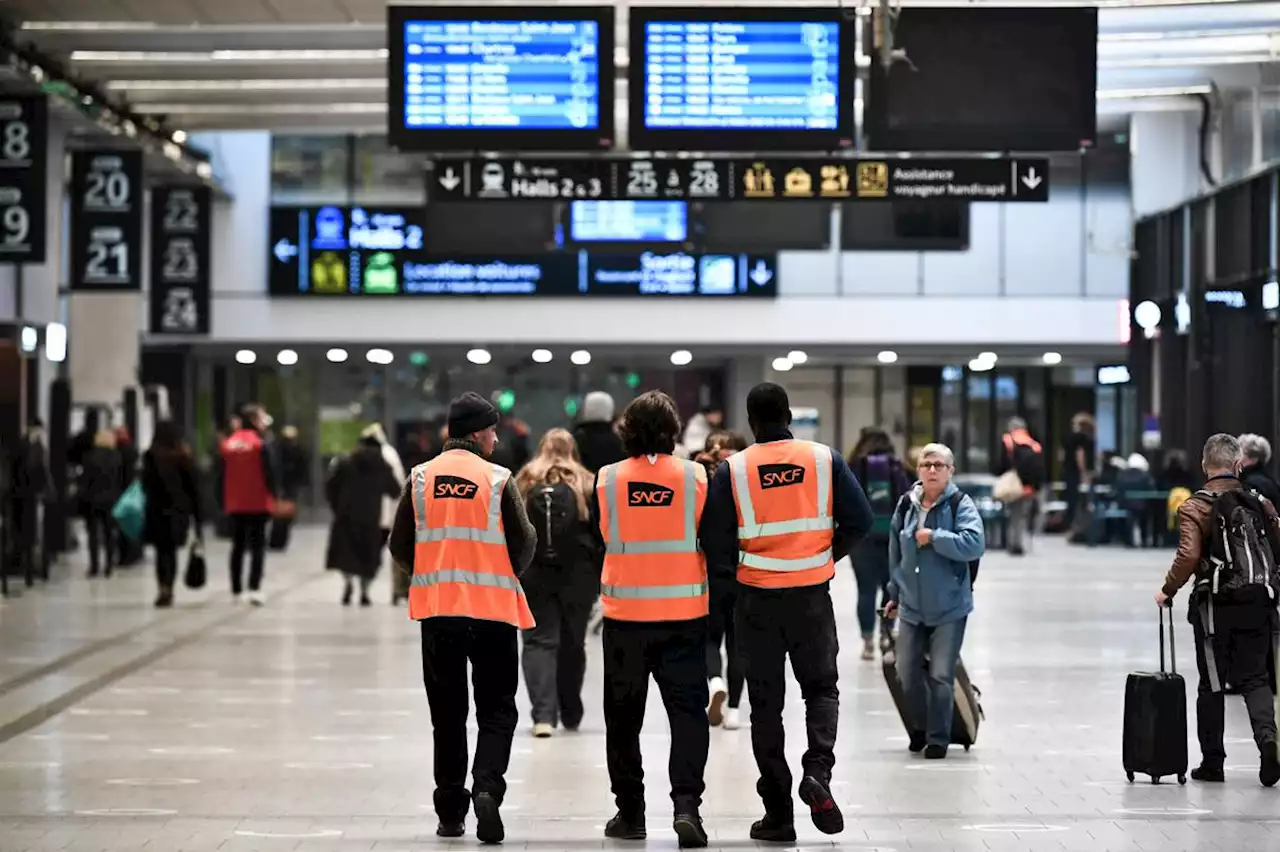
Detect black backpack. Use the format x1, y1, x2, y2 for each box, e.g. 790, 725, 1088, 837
894, 491, 980, 589
1194, 488, 1280, 604
526, 482, 579, 565
1011, 442, 1047, 489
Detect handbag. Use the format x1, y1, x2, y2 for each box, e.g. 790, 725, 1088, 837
993, 469, 1024, 503
111, 480, 146, 543
273, 499, 297, 520
184, 537, 207, 590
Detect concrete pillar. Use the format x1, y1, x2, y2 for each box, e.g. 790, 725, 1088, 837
67, 293, 141, 407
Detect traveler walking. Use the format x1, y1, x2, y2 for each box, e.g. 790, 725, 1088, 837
849, 428, 912, 660
113, 426, 142, 567
514, 428, 599, 737
594, 390, 712, 848
79, 429, 123, 578
268, 425, 308, 551
1155, 433, 1280, 787
996, 417, 1045, 556
140, 422, 203, 608
1238, 434, 1280, 507
703, 382, 874, 841
884, 443, 986, 758
220, 405, 277, 605
573, 390, 625, 474
360, 423, 409, 604
324, 429, 402, 606
695, 431, 748, 730
1062, 413, 1096, 530
387, 391, 536, 844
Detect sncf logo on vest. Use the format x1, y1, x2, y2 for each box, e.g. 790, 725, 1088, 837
433, 475, 480, 500
627, 482, 675, 507
759, 463, 806, 490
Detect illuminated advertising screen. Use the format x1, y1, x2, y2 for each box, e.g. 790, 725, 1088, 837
569, 201, 688, 243
628, 7, 854, 152
387, 4, 616, 151
269, 206, 426, 295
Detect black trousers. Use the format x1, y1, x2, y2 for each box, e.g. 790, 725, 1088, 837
603, 619, 710, 814
706, 584, 744, 708
1192, 604, 1278, 768
421, 617, 519, 820
228, 513, 269, 594
521, 584, 591, 728
155, 544, 179, 590
85, 506, 115, 575
737, 584, 840, 817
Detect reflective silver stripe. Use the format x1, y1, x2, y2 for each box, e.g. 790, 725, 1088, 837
602, 463, 622, 544
739, 516, 834, 537
813, 442, 831, 519
485, 464, 509, 533
599, 459, 698, 555
412, 468, 427, 527
739, 548, 833, 572
728, 452, 756, 530
605, 539, 694, 556
411, 569, 523, 593
415, 526, 505, 544
682, 461, 697, 542
600, 582, 707, 600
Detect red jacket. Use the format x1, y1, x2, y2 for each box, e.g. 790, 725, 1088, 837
221, 429, 275, 515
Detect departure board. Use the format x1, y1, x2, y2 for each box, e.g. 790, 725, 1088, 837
628, 8, 853, 152
569, 201, 688, 243
387, 5, 616, 151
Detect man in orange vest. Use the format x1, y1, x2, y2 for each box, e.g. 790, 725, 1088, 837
703, 383, 873, 842
592, 390, 713, 849
387, 392, 536, 845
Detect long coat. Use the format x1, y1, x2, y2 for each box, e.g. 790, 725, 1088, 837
325, 444, 402, 579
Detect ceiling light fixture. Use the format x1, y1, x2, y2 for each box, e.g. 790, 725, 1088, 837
326, 348, 348, 363
877, 350, 899, 364
366, 348, 394, 365
670, 350, 693, 366
787, 350, 808, 365
1042, 352, 1064, 366
466, 348, 492, 365
570, 350, 592, 366
968, 358, 993, 373
276, 349, 298, 366
771, 357, 794, 373
531, 349, 553, 364
234, 349, 256, 365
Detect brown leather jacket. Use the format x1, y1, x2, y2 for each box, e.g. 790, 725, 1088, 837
1163, 475, 1280, 597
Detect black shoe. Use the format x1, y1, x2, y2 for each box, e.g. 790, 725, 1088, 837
798, 776, 843, 835
359, 595, 372, 607
1190, 764, 1225, 783
341, 585, 353, 606
924, 744, 947, 759
87, 569, 99, 578
604, 811, 646, 840
473, 792, 503, 844
436, 819, 465, 838
1008, 547, 1025, 557
1261, 740, 1280, 788
154, 591, 173, 609
673, 811, 708, 849
908, 731, 927, 753
749, 812, 796, 843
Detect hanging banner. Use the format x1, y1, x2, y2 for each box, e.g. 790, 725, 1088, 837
69, 150, 144, 291
0, 94, 48, 264
149, 185, 212, 334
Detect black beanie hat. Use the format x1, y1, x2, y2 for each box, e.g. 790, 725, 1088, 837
447, 391, 499, 439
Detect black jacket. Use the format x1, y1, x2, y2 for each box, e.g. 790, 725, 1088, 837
573, 421, 625, 474
78, 446, 123, 510
325, 443, 401, 578
1241, 463, 1280, 508
141, 448, 202, 549
276, 438, 309, 500
387, 439, 536, 577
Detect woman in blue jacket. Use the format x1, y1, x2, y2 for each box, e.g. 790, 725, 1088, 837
884, 442, 985, 759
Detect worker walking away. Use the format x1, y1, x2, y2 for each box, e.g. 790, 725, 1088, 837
594, 390, 713, 849
703, 383, 874, 842
387, 392, 537, 844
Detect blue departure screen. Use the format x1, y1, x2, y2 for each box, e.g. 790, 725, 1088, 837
570, 201, 687, 243
401, 18, 601, 130
642, 20, 839, 131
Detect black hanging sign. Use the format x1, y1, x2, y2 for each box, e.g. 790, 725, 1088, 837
149, 185, 211, 334
70, 150, 144, 291
0, 95, 48, 264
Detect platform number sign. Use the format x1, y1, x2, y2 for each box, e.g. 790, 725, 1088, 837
0, 95, 48, 263
70, 150, 144, 291
149, 185, 211, 335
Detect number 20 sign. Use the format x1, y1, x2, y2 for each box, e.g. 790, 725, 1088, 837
70, 150, 143, 291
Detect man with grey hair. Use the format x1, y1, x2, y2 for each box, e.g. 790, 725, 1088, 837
1239, 433, 1280, 507
996, 417, 1045, 556
1157, 433, 1280, 787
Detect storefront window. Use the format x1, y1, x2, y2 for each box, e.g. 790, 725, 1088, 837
270, 135, 349, 204
966, 372, 992, 472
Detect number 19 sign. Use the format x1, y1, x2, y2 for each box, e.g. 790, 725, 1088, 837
0, 95, 48, 264
70, 150, 144, 291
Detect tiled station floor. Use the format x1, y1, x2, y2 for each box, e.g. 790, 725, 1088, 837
1, 528, 1278, 851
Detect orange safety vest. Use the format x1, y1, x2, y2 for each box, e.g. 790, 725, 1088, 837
408, 449, 535, 629
597, 454, 708, 622
729, 440, 835, 590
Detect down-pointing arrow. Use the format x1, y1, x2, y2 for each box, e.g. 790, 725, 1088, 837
1021, 167, 1043, 190
439, 167, 461, 191
750, 260, 773, 286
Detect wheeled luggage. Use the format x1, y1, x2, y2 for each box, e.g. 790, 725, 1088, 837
1121, 605, 1187, 784
883, 638, 984, 751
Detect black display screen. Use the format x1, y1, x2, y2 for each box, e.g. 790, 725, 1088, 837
865, 7, 1097, 152
269, 205, 427, 295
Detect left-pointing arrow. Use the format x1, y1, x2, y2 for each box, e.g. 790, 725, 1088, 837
273, 238, 298, 263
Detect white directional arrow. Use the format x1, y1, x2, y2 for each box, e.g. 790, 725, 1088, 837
750, 259, 774, 287
273, 238, 298, 264
1021, 167, 1043, 190
438, 167, 461, 191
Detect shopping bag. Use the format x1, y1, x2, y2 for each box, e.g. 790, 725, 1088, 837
111, 480, 146, 543
184, 539, 207, 590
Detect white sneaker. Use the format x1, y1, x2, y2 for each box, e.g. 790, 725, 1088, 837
532, 722, 553, 738
247, 590, 265, 607
707, 677, 727, 727
723, 707, 741, 730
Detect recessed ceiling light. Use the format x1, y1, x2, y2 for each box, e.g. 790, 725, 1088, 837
570, 350, 591, 366
276, 349, 298, 366
877, 350, 898, 364
366, 348, 393, 365
670, 349, 693, 366
326, 348, 348, 363
234, 349, 256, 365
977, 351, 997, 364
787, 350, 808, 365
466, 348, 492, 365
968, 358, 994, 372
771, 357, 793, 373
531, 349, 553, 364
1042, 351, 1063, 365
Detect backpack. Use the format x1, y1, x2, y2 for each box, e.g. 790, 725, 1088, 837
1167, 486, 1192, 531
1011, 442, 1046, 489
526, 482, 579, 565
1194, 488, 1280, 604
893, 491, 981, 589
859, 454, 909, 538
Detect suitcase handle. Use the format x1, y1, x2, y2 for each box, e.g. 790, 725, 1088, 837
1158, 603, 1177, 674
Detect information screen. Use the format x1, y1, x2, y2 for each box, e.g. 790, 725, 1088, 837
628, 8, 853, 152
570, 201, 688, 243
269, 205, 427, 295
387, 5, 615, 151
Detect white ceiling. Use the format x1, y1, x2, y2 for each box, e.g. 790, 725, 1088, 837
2, 1, 1278, 132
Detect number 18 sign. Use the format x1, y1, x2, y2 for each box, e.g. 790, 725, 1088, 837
0, 95, 48, 264
70, 150, 144, 291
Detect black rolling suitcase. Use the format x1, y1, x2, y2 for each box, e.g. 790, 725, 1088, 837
1122, 605, 1187, 784
883, 637, 984, 751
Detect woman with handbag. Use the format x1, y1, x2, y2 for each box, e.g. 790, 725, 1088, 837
141, 421, 204, 608
324, 429, 402, 606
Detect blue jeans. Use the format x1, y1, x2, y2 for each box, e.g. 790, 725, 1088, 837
852, 539, 893, 639
896, 617, 968, 748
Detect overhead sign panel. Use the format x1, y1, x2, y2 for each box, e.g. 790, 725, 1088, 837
0, 95, 48, 264
269, 205, 427, 295
149, 186, 212, 335
433, 156, 1050, 202
69, 150, 144, 291
387, 4, 615, 151
627, 7, 855, 152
